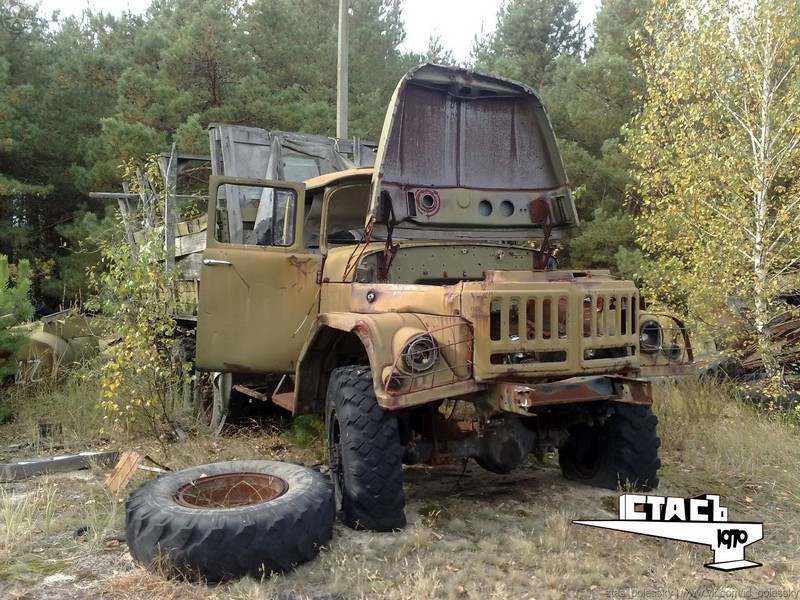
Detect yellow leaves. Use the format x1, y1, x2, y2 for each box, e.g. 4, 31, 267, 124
626, 0, 800, 345
87, 216, 189, 436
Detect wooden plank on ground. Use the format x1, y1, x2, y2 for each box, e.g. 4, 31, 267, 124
104, 450, 144, 492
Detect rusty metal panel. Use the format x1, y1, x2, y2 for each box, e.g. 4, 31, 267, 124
369, 64, 580, 242
300, 311, 479, 411
492, 376, 652, 416
196, 179, 323, 374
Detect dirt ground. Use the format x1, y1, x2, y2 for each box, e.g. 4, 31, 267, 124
2, 384, 799, 599
0, 440, 618, 599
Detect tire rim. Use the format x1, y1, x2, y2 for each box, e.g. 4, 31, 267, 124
175, 472, 289, 508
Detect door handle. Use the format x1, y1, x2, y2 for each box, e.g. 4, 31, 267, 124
203, 259, 232, 266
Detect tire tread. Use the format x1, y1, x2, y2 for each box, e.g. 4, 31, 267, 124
326, 366, 405, 531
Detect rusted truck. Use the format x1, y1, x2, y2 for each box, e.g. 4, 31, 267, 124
193, 64, 662, 531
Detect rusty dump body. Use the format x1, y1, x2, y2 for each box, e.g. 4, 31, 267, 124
195, 64, 662, 482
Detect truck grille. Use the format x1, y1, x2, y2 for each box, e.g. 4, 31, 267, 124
465, 283, 640, 379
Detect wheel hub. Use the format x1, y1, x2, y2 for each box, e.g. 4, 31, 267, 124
175, 472, 288, 508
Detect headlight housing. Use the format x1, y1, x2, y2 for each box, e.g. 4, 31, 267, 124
639, 319, 663, 354
401, 334, 439, 373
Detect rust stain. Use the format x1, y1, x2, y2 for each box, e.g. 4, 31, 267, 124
498, 376, 652, 409
353, 321, 376, 356
443, 284, 462, 315
287, 255, 314, 275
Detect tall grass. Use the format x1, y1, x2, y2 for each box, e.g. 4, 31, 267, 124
1, 360, 107, 449
655, 378, 800, 487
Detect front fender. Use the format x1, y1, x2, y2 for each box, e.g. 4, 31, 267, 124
295, 312, 476, 414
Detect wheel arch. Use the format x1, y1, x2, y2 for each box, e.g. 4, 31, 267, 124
295, 324, 365, 415
294, 312, 429, 415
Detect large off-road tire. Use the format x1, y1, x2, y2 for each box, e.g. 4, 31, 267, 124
125, 460, 334, 582
325, 366, 406, 531
558, 403, 661, 491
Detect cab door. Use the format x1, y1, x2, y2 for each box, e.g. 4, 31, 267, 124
196, 176, 322, 374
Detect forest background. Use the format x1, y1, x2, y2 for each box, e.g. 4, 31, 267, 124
0, 0, 648, 309
3, 0, 800, 375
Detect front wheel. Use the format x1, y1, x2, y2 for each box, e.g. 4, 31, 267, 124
558, 403, 661, 490
325, 366, 406, 531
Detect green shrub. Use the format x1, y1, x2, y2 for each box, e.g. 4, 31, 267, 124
0, 254, 33, 381
86, 156, 189, 437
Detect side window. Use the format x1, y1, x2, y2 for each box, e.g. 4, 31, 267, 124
215, 183, 297, 247
283, 155, 321, 182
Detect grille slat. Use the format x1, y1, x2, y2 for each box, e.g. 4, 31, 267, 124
475, 287, 640, 377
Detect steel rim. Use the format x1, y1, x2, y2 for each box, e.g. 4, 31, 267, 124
175, 472, 289, 509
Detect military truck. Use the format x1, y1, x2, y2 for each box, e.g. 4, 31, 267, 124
190, 64, 661, 532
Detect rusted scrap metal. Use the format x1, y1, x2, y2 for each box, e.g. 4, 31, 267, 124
0, 450, 119, 482
496, 375, 652, 414
13, 311, 104, 385
739, 315, 800, 373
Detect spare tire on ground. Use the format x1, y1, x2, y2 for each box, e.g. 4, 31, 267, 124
125, 460, 335, 582
699, 355, 745, 382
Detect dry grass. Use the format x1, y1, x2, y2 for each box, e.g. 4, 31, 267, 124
0, 484, 59, 560
0, 365, 109, 458
1, 376, 799, 598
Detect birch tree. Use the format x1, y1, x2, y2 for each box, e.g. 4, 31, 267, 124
626, 0, 800, 383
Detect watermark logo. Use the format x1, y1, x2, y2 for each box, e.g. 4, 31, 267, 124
575, 494, 763, 572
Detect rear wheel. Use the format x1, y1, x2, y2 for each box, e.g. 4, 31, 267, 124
558, 402, 660, 490
325, 366, 406, 531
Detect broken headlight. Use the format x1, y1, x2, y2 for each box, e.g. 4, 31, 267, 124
639, 319, 663, 354
401, 334, 439, 373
